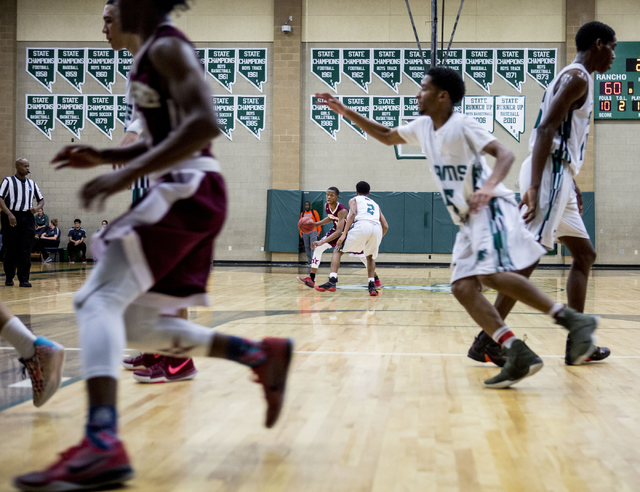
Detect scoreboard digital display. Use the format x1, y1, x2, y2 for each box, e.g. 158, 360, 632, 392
595, 41, 640, 120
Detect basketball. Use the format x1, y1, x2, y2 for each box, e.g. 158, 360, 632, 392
298, 217, 316, 234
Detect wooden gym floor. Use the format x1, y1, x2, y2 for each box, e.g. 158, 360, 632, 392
1, 262, 639, 491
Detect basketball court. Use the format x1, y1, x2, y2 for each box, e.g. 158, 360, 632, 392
1, 262, 639, 491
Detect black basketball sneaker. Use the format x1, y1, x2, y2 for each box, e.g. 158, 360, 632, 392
467, 330, 507, 367
565, 336, 611, 365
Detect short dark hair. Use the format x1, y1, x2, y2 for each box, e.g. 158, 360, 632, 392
427, 67, 465, 105
102, 220, 109, 225
153, 0, 191, 14
575, 21, 615, 51
74, 219, 81, 224
356, 181, 370, 195
327, 186, 339, 196
105, 0, 115, 5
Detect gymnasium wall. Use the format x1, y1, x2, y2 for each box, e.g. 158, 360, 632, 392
9, 0, 640, 264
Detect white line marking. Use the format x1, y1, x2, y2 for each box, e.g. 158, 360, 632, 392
10, 377, 71, 388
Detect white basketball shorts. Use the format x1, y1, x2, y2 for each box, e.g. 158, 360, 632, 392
519, 154, 590, 250
341, 221, 383, 259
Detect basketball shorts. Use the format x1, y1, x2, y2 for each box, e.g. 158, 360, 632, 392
519, 154, 590, 250
341, 221, 383, 259
450, 196, 546, 284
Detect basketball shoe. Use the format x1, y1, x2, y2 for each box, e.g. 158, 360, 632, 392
368, 281, 379, 297
484, 339, 544, 389
565, 337, 610, 365
14, 436, 134, 491
297, 276, 315, 288
554, 307, 598, 365
20, 336, 65, 407
132, 357, 198, 383
374, 278, 383, 289
467, 331, 507, 367
315, 280, 336, 292
121, 352, 162, 370
252, 337, 294, 428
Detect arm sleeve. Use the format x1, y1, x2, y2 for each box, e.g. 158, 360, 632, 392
462, 116, 497, 154
396, 118, 424, 147
34, 182, 44, 201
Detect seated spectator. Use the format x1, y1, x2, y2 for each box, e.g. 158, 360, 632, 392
97, 220, 108, 233
34, 208, 49, 237
37, 219, 61, 263
67, 219, 87, 264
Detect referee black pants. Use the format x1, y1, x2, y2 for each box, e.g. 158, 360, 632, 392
1, 211, 35, 283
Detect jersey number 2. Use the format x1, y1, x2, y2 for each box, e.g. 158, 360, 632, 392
366, 204, 375, 215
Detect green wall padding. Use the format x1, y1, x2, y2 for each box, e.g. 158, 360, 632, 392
403, 192, 433, 253
431, 192, 459, 253
370, 192, 405, 252
264, 190, 303, 253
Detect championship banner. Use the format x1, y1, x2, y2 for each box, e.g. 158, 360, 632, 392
207, 48, 236, 92
403, 49, 429, 88
526, 49, 556, 88
465, 49, 495, 93
26, 48, 56, 92
56, 95, 85, 138
310, 95, 340, 140
372, 96, 401, 129
236, 95, 265, 139
340, 96, 370, 139
342, 49, 372, 93
463, 96, 494, 133
495, 96, 525, 142
26, 95, 55, 139
311, 49, 341, 92
195, 49, 206, 75
212, 95, 235, 140
237, 49, 267, 92
117, 49, 134, 80
116, 95, 127, 126
402, 96, 420, 119
56, 49, 86, 93
86, 95, 116, 139
87, 49, 116, 93
496, 49, 526, 92
436, 49, 464, 77
373, 49, 402, 92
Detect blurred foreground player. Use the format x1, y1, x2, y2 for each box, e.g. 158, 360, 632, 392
14, 1, 293, 490
468, 21, 616, 367
103, 0, 197, 382
316, 67, 599, 389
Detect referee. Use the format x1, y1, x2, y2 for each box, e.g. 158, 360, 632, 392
0, 158, 44, 287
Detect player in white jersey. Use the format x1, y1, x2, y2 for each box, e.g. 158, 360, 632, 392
468, 22, 617, 368
316, 67, 599, 388
315, 182, 388, 297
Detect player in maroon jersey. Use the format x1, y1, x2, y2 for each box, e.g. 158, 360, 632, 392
14, 1, 293, 490
297, 186, 383, 289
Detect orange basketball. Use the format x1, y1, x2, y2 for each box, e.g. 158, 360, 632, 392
298, 217, 316, 234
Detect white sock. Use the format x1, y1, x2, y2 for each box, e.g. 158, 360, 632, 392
1, 317, 36, 359
491, 326, 518, 349
547, 302, 564, 317
368, 277, 375, 283
329, 272, 337, 281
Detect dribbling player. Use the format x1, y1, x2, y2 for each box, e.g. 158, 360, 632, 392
315, 181, 388, 296
14, 1, 293, 490
467, 21, 616, 367
316, 67, 599, 389
296, 186, 382, 289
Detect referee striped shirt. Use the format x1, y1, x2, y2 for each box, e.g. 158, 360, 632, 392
0, 176, 44, 212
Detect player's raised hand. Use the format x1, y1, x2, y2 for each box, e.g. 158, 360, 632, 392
469, 185, 493, 214
51, 145, 104, 170
315, 93, 347, 115
519, 187, 538, 223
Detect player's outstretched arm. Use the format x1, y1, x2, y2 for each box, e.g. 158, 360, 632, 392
337, 199, 358, 247
51, 141, 149, 170
315, 217, 333, 227
523, 70, 588, 222
315, 93, 406, 146
469, 140, 515, 214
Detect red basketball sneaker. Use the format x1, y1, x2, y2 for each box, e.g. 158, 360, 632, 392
132, 357, 198, 383
297, 276, 315, 288
14, 437, 134, 491
252, 337, 294, 428
374, 278, 383, 289
121, 352, 162, 370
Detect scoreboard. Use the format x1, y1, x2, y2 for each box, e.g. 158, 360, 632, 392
594, 41, 640, 120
